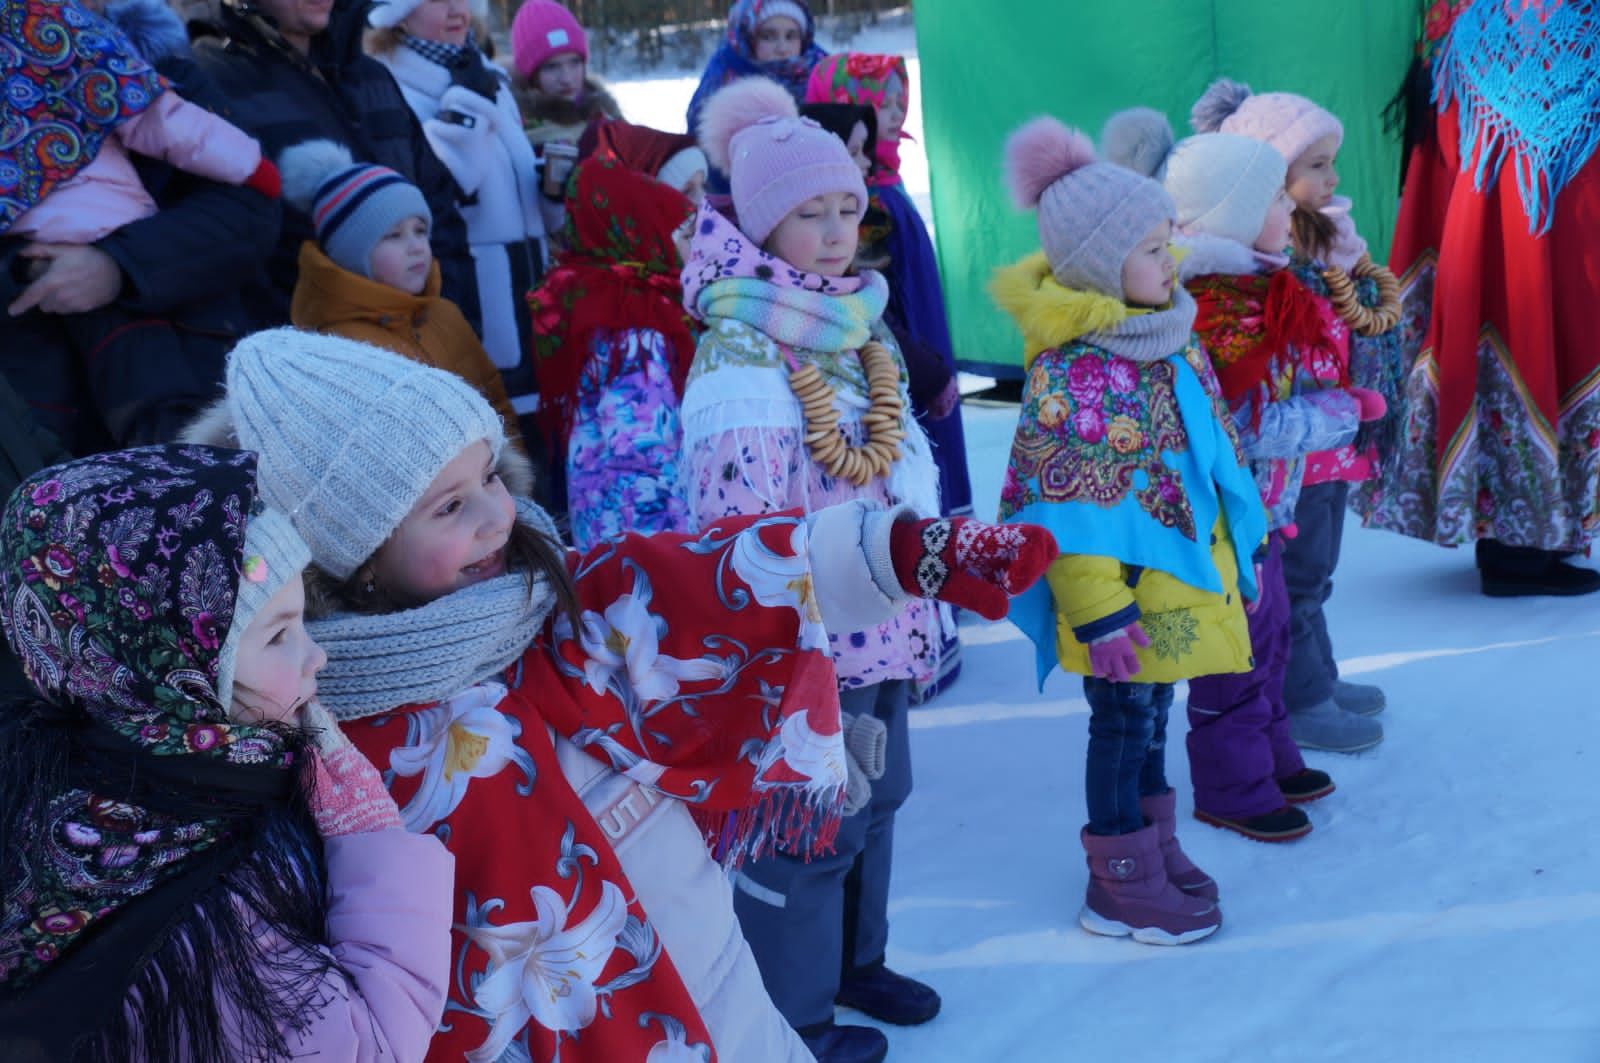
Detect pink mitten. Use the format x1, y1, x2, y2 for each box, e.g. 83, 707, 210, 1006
310, 746, 404, 837
1087, 623, 1149, 682
1348, 387, 1387, 422
890, 517, 1059, 621
302, 702, 402, 836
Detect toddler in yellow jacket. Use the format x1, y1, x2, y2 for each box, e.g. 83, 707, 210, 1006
995, 117, 1267, 946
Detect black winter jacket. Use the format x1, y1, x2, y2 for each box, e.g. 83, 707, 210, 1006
196, 0, 480, 330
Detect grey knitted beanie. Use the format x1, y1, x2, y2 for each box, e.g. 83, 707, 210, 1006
225, 328, 507, 581
1004, 115, 1175, 300
217, 507, 312, 709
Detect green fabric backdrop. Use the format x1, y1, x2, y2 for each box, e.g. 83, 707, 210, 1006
913, 1, 1418, 377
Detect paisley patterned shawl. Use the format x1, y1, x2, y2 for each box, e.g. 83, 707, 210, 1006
337, 512, 848, 1062
1, 0, 167, 231
0, 446, 331, 1062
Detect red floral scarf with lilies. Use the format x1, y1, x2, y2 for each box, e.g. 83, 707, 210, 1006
340, 513, 847, 1063
527, 153, 697, 446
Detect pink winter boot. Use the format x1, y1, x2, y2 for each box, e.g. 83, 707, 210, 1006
1140, 789, 1218, 901
1079, 824, 1221, 946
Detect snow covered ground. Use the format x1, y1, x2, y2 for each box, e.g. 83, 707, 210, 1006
608, 27, 1600, 1063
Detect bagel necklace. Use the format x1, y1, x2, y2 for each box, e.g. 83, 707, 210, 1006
785, 341, 906, 487
1323, 253, 1402, 336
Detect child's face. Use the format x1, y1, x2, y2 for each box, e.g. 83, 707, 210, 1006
536, 53, 586, 100
845, 121, 872, 179
764, 192, 862, 276
369, 441, 516, 604
753, 16, 804, 60
229, 574, 326, 727
1286, 134, 1340, 210
402, 0, 470, 46
369, 216, 433, 295
1121, 219, 1176, 307
1254, 189, 1294, 254
875, 73, 908, 146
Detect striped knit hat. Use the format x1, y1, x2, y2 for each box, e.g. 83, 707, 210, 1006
279, 140, 431, 279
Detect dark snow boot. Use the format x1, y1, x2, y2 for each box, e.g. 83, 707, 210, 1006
1477, 539, 1600, 597
1278, 768, 1336, 804
836, 961, 941, 1026
1079, 824, 1221, 945
798, 1021, 889, 1063
1140, 788, 1217, 900
1195, 803, 1312, 842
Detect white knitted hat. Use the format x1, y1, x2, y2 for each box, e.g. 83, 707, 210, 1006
1163, 133, 1287, 247
224, 329, 507, 580
217, 507, 312, 709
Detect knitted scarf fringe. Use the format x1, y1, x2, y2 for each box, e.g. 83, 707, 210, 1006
1433, 0, 1600, 234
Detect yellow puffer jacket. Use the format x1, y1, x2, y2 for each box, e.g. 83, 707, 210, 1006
1047, 519, 1255, 683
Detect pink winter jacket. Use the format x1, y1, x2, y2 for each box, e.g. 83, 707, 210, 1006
8, 88, 262, 244
203, 830, 454, 1061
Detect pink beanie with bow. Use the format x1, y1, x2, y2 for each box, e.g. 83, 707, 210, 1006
1190, 78, 1343, 167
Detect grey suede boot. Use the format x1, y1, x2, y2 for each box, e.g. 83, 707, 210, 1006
1289, 697, 1383, 753
1332, 679, 1386, 717
1079, 825, 1221, 946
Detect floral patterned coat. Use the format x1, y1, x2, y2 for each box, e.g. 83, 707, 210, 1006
339, 515, 846, 1063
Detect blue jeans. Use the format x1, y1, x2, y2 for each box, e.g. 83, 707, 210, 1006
1084, 678, 1174, 835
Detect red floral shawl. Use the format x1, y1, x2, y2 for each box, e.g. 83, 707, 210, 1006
528, 153, 697, 446
1189, 269, 1341, 420
342, 513, 846, 1063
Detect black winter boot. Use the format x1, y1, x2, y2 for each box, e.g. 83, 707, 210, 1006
1477, 539, 1600, 597
836, 961, 942, 1026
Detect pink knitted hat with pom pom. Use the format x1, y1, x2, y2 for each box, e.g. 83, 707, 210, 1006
698, 77, 868, 245
1004, 115, 1175, 300
1190, 78, 1343, 167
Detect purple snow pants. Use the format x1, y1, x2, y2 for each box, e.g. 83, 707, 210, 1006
1186, 532, 1305, 820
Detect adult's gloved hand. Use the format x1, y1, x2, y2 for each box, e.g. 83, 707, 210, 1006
889, 517, 1058, 621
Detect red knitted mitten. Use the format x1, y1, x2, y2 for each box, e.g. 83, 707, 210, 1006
243, 158, 282, 200
889, 517, 1059, 621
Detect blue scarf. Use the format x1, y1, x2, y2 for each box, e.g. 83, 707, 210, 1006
1433, 0, 1600, 234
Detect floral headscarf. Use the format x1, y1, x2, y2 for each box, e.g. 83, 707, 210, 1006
805, 52, 909, 186
0, 446, 331, 1062
684, 0, 828, 136
528, 152, 698, 445
1, 0, 168, 231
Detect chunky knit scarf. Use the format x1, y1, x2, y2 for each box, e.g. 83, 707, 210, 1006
307, 501, 559, 719
682, 202, 886, 350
